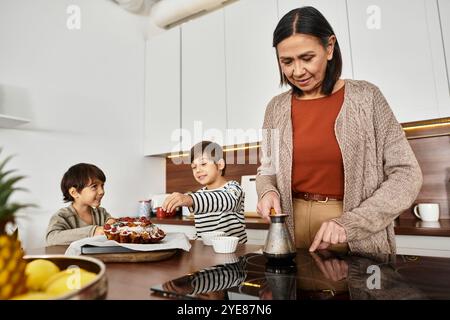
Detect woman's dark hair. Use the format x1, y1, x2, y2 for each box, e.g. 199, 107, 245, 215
190, 141, 226, 176
273, 6, 342, 96
61, 163, 106, 202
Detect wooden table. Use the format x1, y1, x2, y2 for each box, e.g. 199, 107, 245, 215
26, 241, 263, 300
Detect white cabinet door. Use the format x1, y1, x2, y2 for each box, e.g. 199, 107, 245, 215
181, 9, 227, 150
155, 224, 197, 240
438, 0, 450, 117
347, 0, 450, 122
396, 235, 450, 258
278, 0, 354, 80
144, 27, 181, 155
224, 0, 282, 146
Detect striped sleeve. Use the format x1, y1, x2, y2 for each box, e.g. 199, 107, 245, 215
190, 260, 247, 295
189, 182, 243, 214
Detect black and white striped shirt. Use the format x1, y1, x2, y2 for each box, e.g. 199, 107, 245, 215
189, 180, 247, 243
190, 258, 247, 295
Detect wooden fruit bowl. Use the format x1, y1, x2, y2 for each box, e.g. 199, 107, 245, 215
23, 255, 107, 300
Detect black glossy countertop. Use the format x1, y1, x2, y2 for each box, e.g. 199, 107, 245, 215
151, 249, 450, 300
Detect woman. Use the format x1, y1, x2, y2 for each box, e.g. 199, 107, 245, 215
256, 7, 422, 254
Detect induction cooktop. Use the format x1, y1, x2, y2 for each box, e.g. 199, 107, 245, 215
150, 250, 450, 300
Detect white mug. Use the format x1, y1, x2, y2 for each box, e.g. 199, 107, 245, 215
413, 203, 440, 222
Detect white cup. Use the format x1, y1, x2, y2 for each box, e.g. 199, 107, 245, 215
413, 203, 440, 222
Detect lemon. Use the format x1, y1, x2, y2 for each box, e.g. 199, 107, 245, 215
11, 292, 55, 300
44, 268, 97, 297
25, 259, 60, 291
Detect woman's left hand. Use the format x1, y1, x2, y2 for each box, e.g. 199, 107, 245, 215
309, 220, 347, 252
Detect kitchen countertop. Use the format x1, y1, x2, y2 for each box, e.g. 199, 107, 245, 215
394, 219, 450, 237
151, 216, 450, 236
27, 240, 450, 300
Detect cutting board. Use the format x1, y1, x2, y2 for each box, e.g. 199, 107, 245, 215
81, 249, 178, 263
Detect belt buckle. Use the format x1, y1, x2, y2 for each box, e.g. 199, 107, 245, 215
303, 192, 309, 200
317, 197, 329, 203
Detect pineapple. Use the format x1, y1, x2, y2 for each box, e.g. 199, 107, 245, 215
0, 150, 33, 299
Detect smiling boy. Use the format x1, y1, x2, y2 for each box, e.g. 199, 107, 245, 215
162, 141, 247, 243
46, 163, 116, 245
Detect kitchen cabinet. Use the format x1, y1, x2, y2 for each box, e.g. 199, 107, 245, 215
347, 0, 450, 122
181, 9, 227, 150
246, 229, 269, 245
224, 0, 282, 146
278, 0, 354, 80
155, 224, 197, 240
144, 27, 181, 156
439, 0, 450, 105
396, 235, 450, 258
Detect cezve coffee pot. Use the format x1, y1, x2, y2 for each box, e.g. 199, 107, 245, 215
263, 209, 296, 261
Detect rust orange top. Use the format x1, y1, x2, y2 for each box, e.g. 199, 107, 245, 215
291, 85, 345, 197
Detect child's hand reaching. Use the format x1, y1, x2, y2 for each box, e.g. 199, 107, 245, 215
105, 218, 116, 225
162, 192, 193, 213
94, 226, 105, 236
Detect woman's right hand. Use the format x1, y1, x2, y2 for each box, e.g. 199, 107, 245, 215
257, 191, 282, 222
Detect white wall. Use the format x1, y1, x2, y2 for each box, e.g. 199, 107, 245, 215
0, 0, 166, 250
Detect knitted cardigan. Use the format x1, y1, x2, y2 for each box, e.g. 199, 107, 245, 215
256, 79, 423, 254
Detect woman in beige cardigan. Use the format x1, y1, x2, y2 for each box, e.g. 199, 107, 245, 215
256, 7, 422, 254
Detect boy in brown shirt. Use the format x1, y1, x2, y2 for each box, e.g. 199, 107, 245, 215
46, 163, 116, 246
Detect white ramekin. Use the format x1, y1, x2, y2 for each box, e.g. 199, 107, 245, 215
201, 231, 226, 246
211, 236, 239, 253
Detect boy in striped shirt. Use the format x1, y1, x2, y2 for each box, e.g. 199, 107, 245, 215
162, 141, 247, 243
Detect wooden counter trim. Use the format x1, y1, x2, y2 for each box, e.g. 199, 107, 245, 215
403, 117, 450, 139
151, 216, 270, 230
394, 219, 450, 237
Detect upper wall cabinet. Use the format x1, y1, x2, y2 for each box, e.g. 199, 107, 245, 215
278, 0, 354, 79
439, 0, 450, 107
144, 27, 181, 156
224, 0, 282, 146
181, 9, 227, 150
347, 0, 450, 122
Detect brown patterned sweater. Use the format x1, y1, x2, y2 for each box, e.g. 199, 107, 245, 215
256, 79, 423, 254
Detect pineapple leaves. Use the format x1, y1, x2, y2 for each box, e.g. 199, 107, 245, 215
0, 154, 14, 172
0, 149, 36, 223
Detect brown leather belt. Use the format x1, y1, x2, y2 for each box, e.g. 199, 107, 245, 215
293, 191, 343, 202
